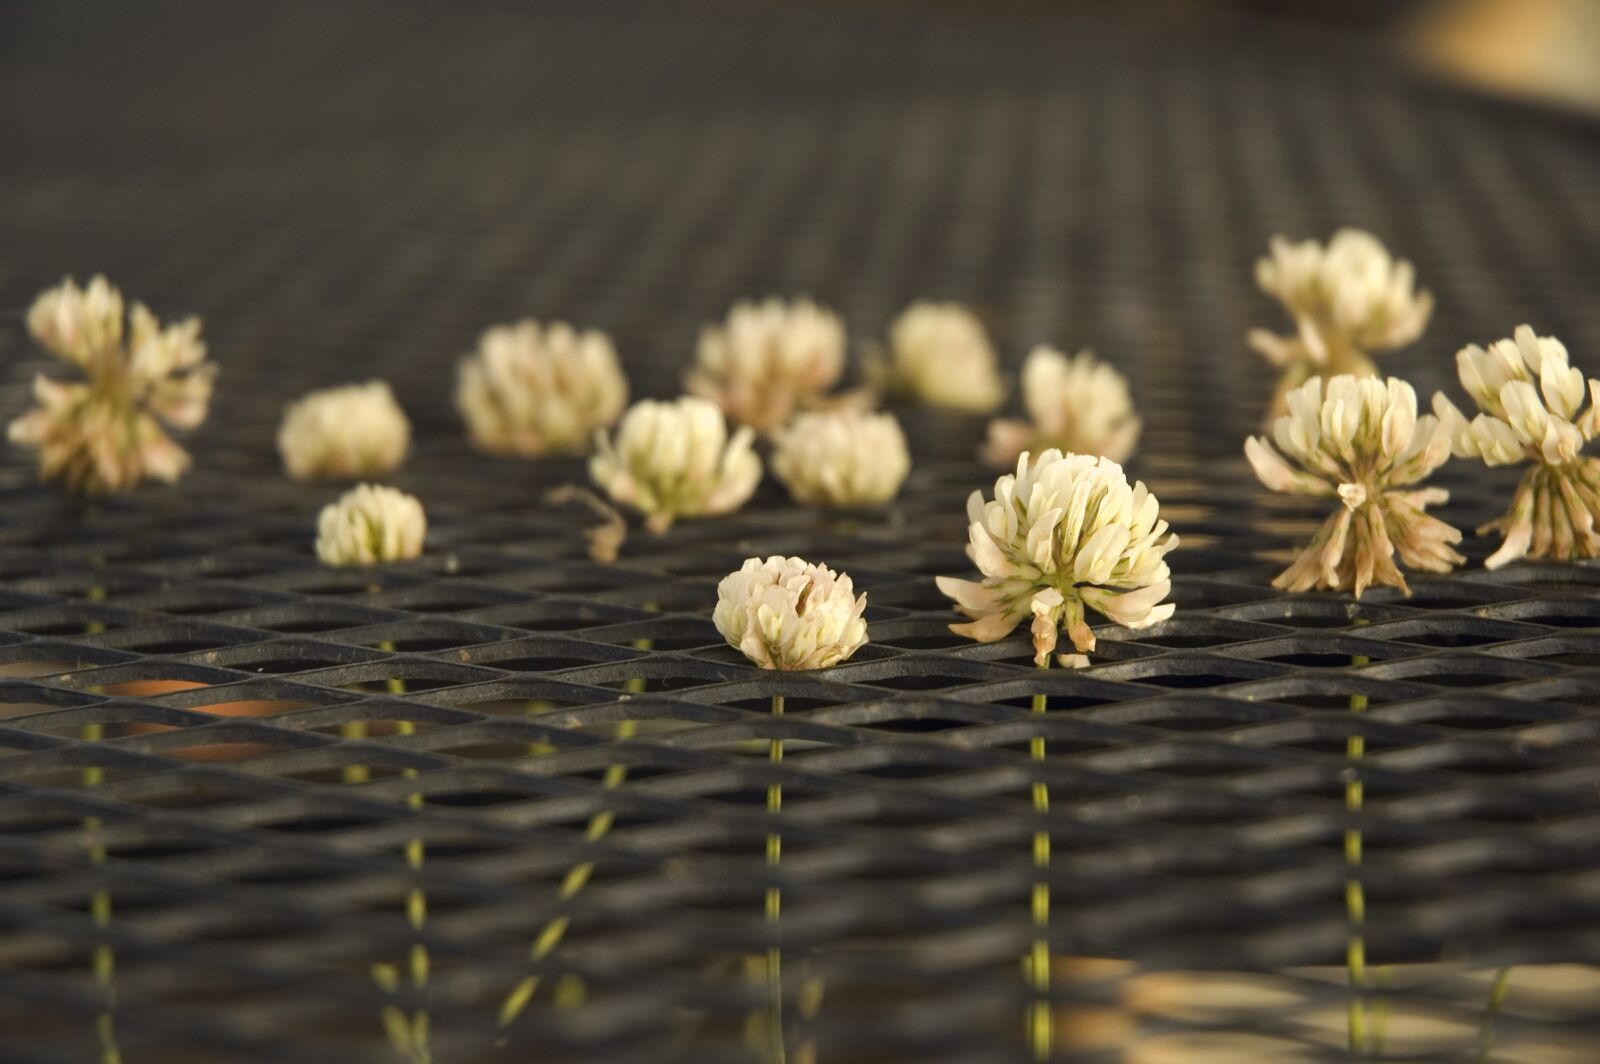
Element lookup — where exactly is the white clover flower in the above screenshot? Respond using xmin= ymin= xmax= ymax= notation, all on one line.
xmin=1432 ymin=325 xmax=1600 ymax=569
xmin=8 ymin=276 xmax=216 ymax=493
xmin=456 ymin=319 xmax=627 ymax=457
xmin=589 ymin=396 xmax=762 ymax=533
xmin=871 ymin=301 xmax=1004 ymax=412
xmin=982 ymin=346 xmax=1141 ymax=468
xmin=687 ymin=297 xmax=847 ymax=432
xmin=277 ymin=381 xmax=410 ymax=480
xmin=714 ymin=555 xmax=868 ymax=670
xmin=937 ymin=450 xmax=1178 ymax=667
xmin=315 ymin=483 xmax=427 ymax=566
xmin=770 ymin=410 xmax=910 ymax=507
xmin=1246 ymin=374 xmax=1463 ymax=596
xmin=1250 ymin=229 xmax=1433 ymax=417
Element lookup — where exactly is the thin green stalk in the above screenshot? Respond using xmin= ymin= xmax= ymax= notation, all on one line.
xmin=1347 ymin=647 xmax=1371 ymax=1057
xmin=84 ymin=553 xmax=120 ymax=1064
xmin=1475 ymin=966 xmax=1513 ymax=1063
xmin=767 ymin=693 xmax=787 ymax=1064
xmin=1028 ymin=672 xmax=1052 ymax=1061
xmin=498 ymin=653 xmax=646 ymax=1032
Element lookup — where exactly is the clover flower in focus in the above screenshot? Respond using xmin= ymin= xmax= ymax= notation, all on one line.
xmin=1246 ymin=374 xmax=1463 ymax=596
xmin=277 ymin=381 xmax=410 ymax=480
xmin=687 ymin=296 xmax=847 ymax=432
xmin=937 ymin=450 xmax=1178 ymax=668
xmin=714 ymin=555 xmax=868 ymax=670
xmin=589 ymin=396 xmax=762 ymax=533
xmin=8 ymin=276 xmax=216 ymax=493
xmin=771 ymin=410 xmax=910 ymax=507
xmin=456 ymin=319 xmax=627 ymax=456
xmin=982 ymin=346 xmax=1141 ymax=468
xmin=868 ymin=301 xmax=1004 ymax=413
xmin=1431 ymin=325 xmax=1600 ymax=569
xmin=315 ymin=483 xmax=427 ymax=566
xmin=1250 ymin=229 xmax=1433 ymax=416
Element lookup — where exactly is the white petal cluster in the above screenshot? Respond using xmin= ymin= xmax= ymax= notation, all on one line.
xmin=1246 ymin=375 xmax=1462 ymax=596
xmin=1432 ymin=325 xmax=1600 ymax=568
xmin=1249 ymin=230 xmax=1433 ymax=417
xmin=589 ymin=396 xmax=762 ymax=532
xmin=983 ymin=346 xmax=1141 ymax=468
xmin=687 ymin=297 xmax=846 ymax=432
xmin=9 ymin=276 xmax=216 ymax=493
xmin=937 ymin=450 xmax=1178 ymax=667
xmin=315 ymin=483 xmax=427 ymax=566
xmin=277 ymin=381 xmax=410 ymax=480
xmin=456 ymin=319 xmax=627 ymax=456
xmin=714 ymin=555 xmax=868 ymax=670
xmin=770 ymin=410 xmax=910 ymax=507
xmin=875 ymin=302 xmax=1004 ymax=412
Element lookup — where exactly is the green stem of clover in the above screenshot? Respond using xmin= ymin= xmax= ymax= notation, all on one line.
xmin=1476 ymin=966 xmax=1513 ymax=1062
xmin=1347 ymin=638 xmax=1373 ymax=1057
xmin=766 ymin=693 xmax=787 ymax=1064
xmin=1028 ymin=666 xmax=1052 ymax=1062
xmin=84 ymin=544 xmax=122 ymax=1064
xmin=367 ymin=649 xmax=430 ymax=1064
xmin=498 ymin=645 xmax=646 ymax=1034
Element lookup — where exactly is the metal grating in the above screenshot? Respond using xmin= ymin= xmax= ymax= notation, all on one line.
xmin=3 ymin=2 xmax=1600 ymax=1060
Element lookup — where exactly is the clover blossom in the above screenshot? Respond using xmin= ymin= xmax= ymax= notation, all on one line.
xmin=937 ymin=450 xmax=1177 ymax=667
xmin=1432 ymin=325 xmax=1600 ymax=568
xmin=278 ymin=381 xmax=410 ymax=480
xmin=983 ymin=346 xmax=1141 ymax=468
xmin=714 ymin=555 xmax=868 ymax=670
xmin=687 ymin=297 xmax=847 ymax=432
xmin=1246 ymin=374 xmax=1463 ymax=596
xmin=771 ymin=410 xmax=910 ymax=507
xmin=589 ymin=396 xmax=761 ymax=532
xmin=9 ymin=276 xmax=216 ymax=492
xmin=456 ymin=319 xmax=627 ymax=456
xmin=315 ymin=484 xmax=427 ymax=566
xmin=871 ymin=301 xmax=1004 ymax=412
xmin=1250 ymin=229 xmax=1433 ymax=415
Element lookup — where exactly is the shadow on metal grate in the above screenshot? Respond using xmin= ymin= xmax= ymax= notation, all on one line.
xmin=3 ymin=1 xmax=1600 ymax=1060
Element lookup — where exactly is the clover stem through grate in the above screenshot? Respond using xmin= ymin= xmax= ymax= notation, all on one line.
xmin=1346 ymin=635 xmax=1372 ymax=1056
xmin=1028 ymin=665 xmax=1053 ymax=1061
xmin=767 ymin=693 xmax=787 ymax=1064
xmin=83 ymin=544 xmax=122 ymax=1064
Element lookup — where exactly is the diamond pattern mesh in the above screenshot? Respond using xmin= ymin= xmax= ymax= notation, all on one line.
xmin=2 ymin=2 xmax=1600 ymax=1061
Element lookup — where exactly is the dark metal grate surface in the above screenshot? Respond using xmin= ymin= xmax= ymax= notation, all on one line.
xmin=3 ymin=2 xmax=1600 ymax=1060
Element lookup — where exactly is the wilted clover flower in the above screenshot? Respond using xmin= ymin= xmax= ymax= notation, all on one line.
xmin=590 ymin=396 xmax=762 ymax=533
xmin=1432 ymin=326 xmax=1600 ymax=569
xmin=9 ymin=276 xmax=216 ymax=493
xmin=771 ymin=410 xmax=910 ymax=507
xmin=277 ymin=381 xmax=410 ymax=480
xmin=1246 ymin=374 xmax=1463 ymax=596
xmin=315 ymin=483 xmax=427 ymax=567
xmin=870 ymin=301 xmax=1004 ymax=413
xmin=456 ymin=319 xmax=627 ymax=457
xmin=937 ymin=450 xmax=1178 ymax=668
xmin=982 ymin=346 xmax=1141 ymax=468
xmin=714 ymin=556 xmax=868 ymax=670
xmin=1250 ymin=229 xmax=1433 ymax=416
xmin=687 ymin=297 xmax=847 ymax=432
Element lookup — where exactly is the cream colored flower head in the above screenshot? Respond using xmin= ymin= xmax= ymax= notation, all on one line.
xmin=937 ymin=450 xmax=1177 ymax=668
xmin=687 ymin=296 xmax=846 ymax=432
xmin=315 ymin=483 xmax=427 ymax=566
xmin=1246 ymin=374 xmax=1462 ymax=596
xmin=714 ymin=555 xmax=868 ymax=670
xmin=456 ymin=319 xmax=627 ymax=456
xmin=1250 ymin=228 xmax=1433 ymax=373
xmin=589 ymin=396 xmax=762 ymax=533
xmin=277 ymin=381 xmax=410 ymax=480
xmin=875 ymin=301 xmax=1004 ymax=412
xmin=982 ymin=346 xmax=1141 ymax=468
xmin=9 ymin=276 xmax=216 ymax=493
xmin=771 ymin=410 xmax=910 ymax=507
xmin=1432 ymin=325 xmax=1600 ymax=568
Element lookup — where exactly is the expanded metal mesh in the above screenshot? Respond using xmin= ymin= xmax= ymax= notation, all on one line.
xmin=3 ymin=2 xmax=1600 ymax=1060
